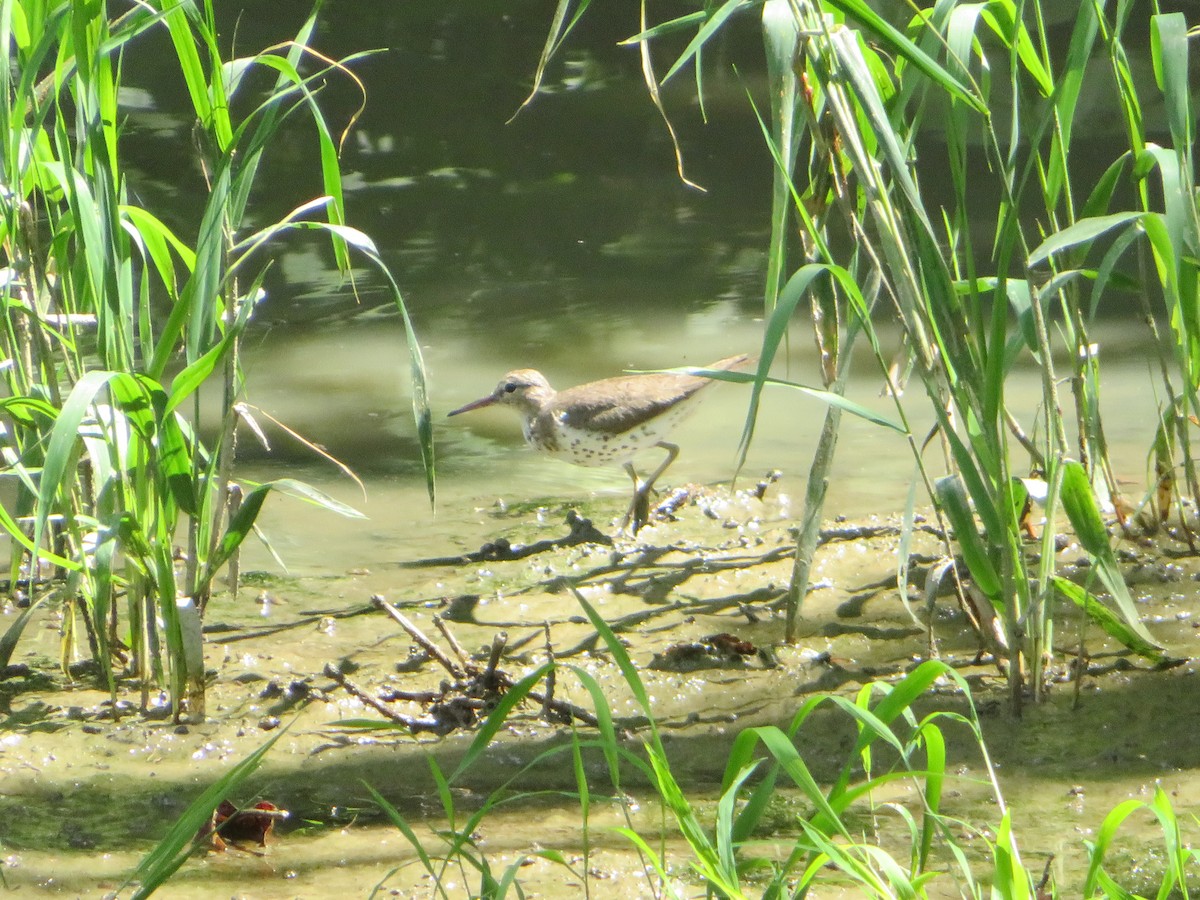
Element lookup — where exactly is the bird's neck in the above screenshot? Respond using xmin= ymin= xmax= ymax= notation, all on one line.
xmin=512 ymin=387 xmax=555 ymax=419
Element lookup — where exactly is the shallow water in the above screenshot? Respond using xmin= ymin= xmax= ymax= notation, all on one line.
xmin=223 ymin=305 xmax=1172 ymax=574
xmin=4 ymin=494 xmax=1200 ymax=896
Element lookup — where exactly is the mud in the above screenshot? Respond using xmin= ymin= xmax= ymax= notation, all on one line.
xmin=2 ymin=488 xmax=1198 ymax=897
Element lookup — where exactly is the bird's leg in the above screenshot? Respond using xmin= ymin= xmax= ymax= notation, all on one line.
xmin=620 ymin=442 xmax=679 ymax=534
xmin=642 ymin=441 xmax=680 ymax=494
xmin=620 ymin=462 xmax=648 ymax=534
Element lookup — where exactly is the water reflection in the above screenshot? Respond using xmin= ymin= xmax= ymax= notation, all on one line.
xmin=121 ymin=3 xmax=774 ymax=323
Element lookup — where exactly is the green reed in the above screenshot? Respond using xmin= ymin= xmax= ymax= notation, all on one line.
xmin=0 ymin=1 xmax=431 ymax=718
xmin=528 ymin=0 xmax=1188 ymax=705
xmin=365 ymin=593 xmax=1200 ymax=897
xmin=745 ymin=0 xmax=1173 ymax=706
xmin=332 ymin=594 xmax=1028 ymax=898
xmin=1083 ymin=785 xmax=1199 ymax=899
xmin=127 ymin=591 xmax=1199 ymax=896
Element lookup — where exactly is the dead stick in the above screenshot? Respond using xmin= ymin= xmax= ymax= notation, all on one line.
xmin=541 ymin=621 xmax=555 ymax=721
xmin=526 ymin=687 xmax=599 ymax=727
xmin=323 ymin=663 xmax=408 ymax=724
xmin=433 ymin=615 xmax=474 ymax=672
xmin=373 ymin=596 xmax=464 ymax=678
xmin=379 ymin=688 xmax=441 ymax=703
xmin=483 ymin=631 xmax=507 ymax=683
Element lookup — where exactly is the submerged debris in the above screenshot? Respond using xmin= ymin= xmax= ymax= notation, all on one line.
xmin=650 ymin=632 xmax=760 ymax=672
xmin=198 ymin=800 xmax=288 ymax=854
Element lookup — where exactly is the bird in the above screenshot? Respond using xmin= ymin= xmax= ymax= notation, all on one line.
xmin=448 ymin=354 xmax=751 ymax=533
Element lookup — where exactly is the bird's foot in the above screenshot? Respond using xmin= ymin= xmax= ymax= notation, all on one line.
xmin=620 ymin=486 xmax=654 ymax=536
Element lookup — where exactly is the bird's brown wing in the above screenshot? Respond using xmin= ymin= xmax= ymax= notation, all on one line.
xmin=552 ymin=373 xmax=712 ymax=434
xmin=549 ymin=356 xmax=752 ymax=434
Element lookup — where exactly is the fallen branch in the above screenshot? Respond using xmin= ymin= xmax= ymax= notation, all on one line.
xmin=400 ymin=510 xmax=612 ymax=567
xmin=324 ymin=603 xmax=601 ymax=735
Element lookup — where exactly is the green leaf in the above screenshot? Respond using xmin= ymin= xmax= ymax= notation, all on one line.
xmin=1052 ymin=576 xmax=1164 ymax=663
xmin=165 ymin=278 xmax=261 ymax=415
xmin=933 ymin=475 xmax=1002 ymax=603
xmin=363 ymin=782 xmax=439 ymax=880
xmin=1083 ymin=797 xmax=1151 ymax=895
xmin=266 ymin=478 xmax=366 ymax=519
xmin=620 ymin=11 xmax=707 ymax=44
xmin=282 ymin=223 xmax=434 ymax=509
xmin=122 ymin=204 xmax=196 ymax=271
xmin=1059 ymin=461 xmax=1110 ymax=553
xmin=204 ymin=483 xmax=271 ymax=581
xmin=1027 ymin=212 xmax=1144 ymax=268
xmin=824 ymin=0 xmax=984 ymax=112
xmin=510 ymin=0 xmax=592 ymax=121
xmin=1081 ymin=154 xmax=1133 ymax=221
xmin=752 ymin=725 xmax=846 ymax=837
xmin=661 ymin=0 xmax=750 ymax=85
xmin=158 ymin=412 xmax=197 ymax=517
xmin=1151 ymin=14 xmax=1193 ymax=159
xmin=735 ymin=263 xmax=881 ymax=470
xmin=153 ymin=0 xmax=230 ymax=147
xmin=448 ymin=663 xmax=553 ymax=784
xmin=563 ymin=665 xmax=622 ymax=791
xmin=980 ymin=2 xmax=1052 ymax=96
xmin=34 ymin=371 xmax=122 ymax=561
xmin=149 ymin=164 xmax=231 ymax=379
xmin=701 ymin=367 xmax=903 ymax=433
xmin=1060 ymin=460 xmax=1162 ymax=651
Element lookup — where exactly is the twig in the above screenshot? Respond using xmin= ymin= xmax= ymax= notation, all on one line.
xmin=378 ymin=688 xmax=441 ymax=703
xmin=541 ymin=622 xmax=555 ymax=721
xmin=400 ymin=511 xmax=612 ymax=567
xmin=322 ymin=663 xmax=407 ymax=724
xmin=324 ymin=662 xmax=490 ymax=734
xmin=526 ymin=686 xmax=599 ymax=727
xmin=373 ymin=596 xmax=464 ymax=678
xmin=483 ymin=631 xmax=507 ymax=684
xmin=324 ymin=608 xmax=603 ymax=734
xmin=434 ymin=615 xmax=474 ymax=672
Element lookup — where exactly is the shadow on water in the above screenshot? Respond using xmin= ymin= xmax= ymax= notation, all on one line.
xmin=3 ymin=654 xmax=1198 ymax=845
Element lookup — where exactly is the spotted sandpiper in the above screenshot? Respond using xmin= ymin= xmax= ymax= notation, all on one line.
xmin=449 ymin=354 xmax=751 ymax=533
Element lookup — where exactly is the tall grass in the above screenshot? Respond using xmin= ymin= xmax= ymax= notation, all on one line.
xmin=525 ymin=0 xmax=1188 ymax=705
xmin=340 ymin=594 xmax=1029 ymax=898
xmin=0 ymin=0 xmax=431 ymax=718
xmin=294 ymin=592 xmax=1195 ymax=898
xmin=120 ymin=591 xmax=1196 ymax=896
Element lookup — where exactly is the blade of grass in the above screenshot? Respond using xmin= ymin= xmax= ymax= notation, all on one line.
xmin=123 ymin=729 xmax=285 ymax=898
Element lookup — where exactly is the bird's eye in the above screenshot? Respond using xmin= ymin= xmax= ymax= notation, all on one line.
xmin=503 ymin=382 xmax=518 ymax=394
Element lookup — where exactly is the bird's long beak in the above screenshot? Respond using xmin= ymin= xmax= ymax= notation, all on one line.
xmin=447 ymin=394 xmax=497 ymax=417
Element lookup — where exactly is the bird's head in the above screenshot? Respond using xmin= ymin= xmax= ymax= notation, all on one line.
xmin=448 ymin=369 xmax=554 ymax=418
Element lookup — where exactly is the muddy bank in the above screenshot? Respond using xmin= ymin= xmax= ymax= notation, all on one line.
xmin=2 ymin=490 xmax=1198 ymax=896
